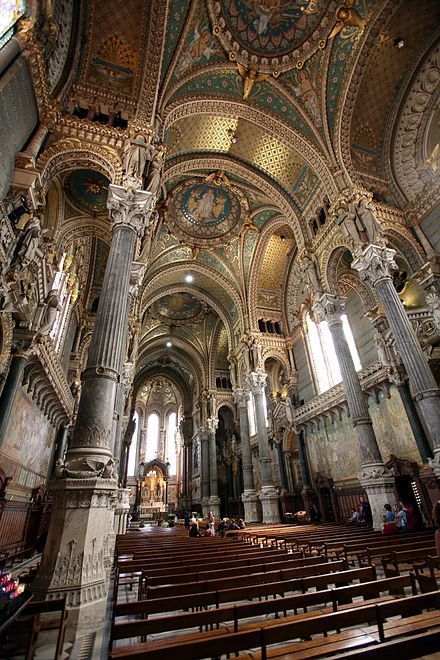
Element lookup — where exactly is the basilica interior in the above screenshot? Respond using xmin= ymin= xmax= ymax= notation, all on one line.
xmin=0 ymin=0 xmax=439 ymax=655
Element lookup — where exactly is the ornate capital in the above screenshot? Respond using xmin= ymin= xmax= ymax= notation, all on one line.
xmin=312 ymin=293 xmax=345 ymax=325
xmin=351 ymin=244 xmax=398 ymax=286
xmin=358 ymin=462 xmax=394 ymax=488
xmin=198 ymin=425 xmax=208 ymax=441
xmin=234 ymin=387 xmax=250 ymax=409
xmin=107 ymin=184 xmax=154 ymax=237
xmin=246 ymin=371 xmax=267 ymax=396
xmin=206 ymin=417 xmax=218 ymax=434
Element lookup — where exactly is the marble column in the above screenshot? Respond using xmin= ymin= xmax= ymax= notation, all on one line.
xmin=199 ymin=425 xmax=210 ymax=517
xmin=246 ymin=372 xmax=280 ymax=523
xmin=313 ymin=293 xmax=395 ymax=529
xmin=206 ymin=417 xmax=220 ymax=518
xmin=234 ymin=388 xmax=259 ymax=522
xmin=283 ymin=451 xmax=294 ymax=492
xmin=50 ymin=425 xmax=70 ymax=476
xmin=352 ymin=244 xmax=440 ymax=475
xmin=32 ymin=185 xmax=154 ymax=639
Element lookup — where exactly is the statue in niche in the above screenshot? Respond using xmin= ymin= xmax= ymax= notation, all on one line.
xmin=146 ymin=144 xmax=166 ymax=196
xmin=337 ymin=198 xmax=380 ymax=245
xmin=228 ymin=355 xmax=238 ymax=389
xmin=285 ymin=395 xmax=295 ymax=425
xmin=243 ymin=334 xmax=263 ymax=372
xmin=426 ymin=292 xmax=440 ymax=330
xmin=122 ymin=134 xmax=156 ymax=189
xmin=11 ymin=215 xmax=45 ymax=270
xmin=155 ymin=482 xmax=162 ymax=500
xmin=301 ymin=251 xmax=322 ymax=295
xmin=138 ymin=209 xmax=159 ymax=263
xmin=37 ymin=289 xmax=61 ymax=336
xmin=374 ymin=331 xmax=393 ymax=368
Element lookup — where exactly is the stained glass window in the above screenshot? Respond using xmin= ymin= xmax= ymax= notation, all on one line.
xmin=145 ymin=413 xmax=159 ymax=461
xmin=0 ymin=1 xmax=26 ymax=49
xmin=166 ymin=412 xmax=177 ymax=475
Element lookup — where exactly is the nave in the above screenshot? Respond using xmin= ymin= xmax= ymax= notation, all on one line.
xmin=109 ymin=523 xmax=440 ymax=659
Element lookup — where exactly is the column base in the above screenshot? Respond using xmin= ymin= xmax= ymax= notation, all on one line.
xmin=114 ymin=487 xmax=131 ymax=535
xmin=241 ymin=490 xmax=260 ymax=523
xmin=31 ymin=477 xmax=117 ymax=642
xmin=208 ymin=495 xmax=221 ymax=519
xmin=428 ymin=448 xmax=440 ymax=480
xmin=259 ymin=486 xmax=281 ymax=523
xmin=201 ymin=498 xmax=211 ymax=518
xmin=358 ymin=463 xmax=395 ymax=531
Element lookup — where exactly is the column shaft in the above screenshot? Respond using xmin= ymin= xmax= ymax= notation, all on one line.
xmin=234 ymin=388 xmax=259 ymax=522
xmin=352 ymin=245 xmax=440 ymax=458
xmin=397 ymin=381 xmax=433 ymax=463
xmin=200 ymin=429 xmax=210 ymax=503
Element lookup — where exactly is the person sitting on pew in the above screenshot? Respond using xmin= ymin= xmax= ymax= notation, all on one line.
xmin=189 ymin=522 xmax=201 ymax=537
xmin=238 ymin=518 xmax=246 ymax=529
xmin=433 ymin=500 xmax=440 ymax=556
xmin=382 ymin=504 xmax=396 ymax=534
xmin=218 ymin=518 xmax=228 ymax=537
xmin=227 ymin=519 xmax=240 ymax=531
xmin=395 ymin=502 xmax=408 ymax=532
xmin=203 ymin=522 xmax=216 ymax=537
xmin=347 ymin=508 xmax=362 ymax=523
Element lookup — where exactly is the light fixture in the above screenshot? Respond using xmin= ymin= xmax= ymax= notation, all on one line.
xmin=280 ymin=234 xmax=286 ymax=242
xmin=185 ymin=274 xmax=193 ymax=283
xmin=394 ymin=38 xmax=404 ymax=48
xmin=166 ymin=341 xmax=172 ymax=347
xmin=227 ymin=128 xmax=238 ymax=144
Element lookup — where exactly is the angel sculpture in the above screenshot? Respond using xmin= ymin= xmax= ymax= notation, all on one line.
xmin=237 ymin=64 xmax=269 ymax=101
xmin=329 ymin=1 xmax=366 ymax=39
xmin=204 ymin=170 xmax=230 ymax=187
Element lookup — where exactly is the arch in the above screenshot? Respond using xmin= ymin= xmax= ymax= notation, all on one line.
xmin=163 ymin=98 xmax=338 ymax=208
xmin=384 ymin=228 xmax=426 ymax=274
xmin=164 ymin=154 xmax=302 ymax=243
xmin=141 ymin=268 xmax=243 ymax=347
xmin=37 ymin=141 xmax=123 ymax=194
xmin=0 ymin=313 xmax=13 ymax=377
xmin=54 ymin=216 xmax=112 ymax=255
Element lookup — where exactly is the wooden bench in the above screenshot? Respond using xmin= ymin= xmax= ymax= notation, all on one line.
xmin=382 ymin=545 xmax=437 ymax=577
xmin=108 ymin=591 xmax=440 ymax=659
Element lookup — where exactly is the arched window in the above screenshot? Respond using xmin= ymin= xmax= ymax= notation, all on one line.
xmin=145 ymin=412 xmax=159 ymax=461
xmin=306 ymin=311 xmax=361 ymax=394
xmin=127 ymin=411 xmax=139 ymax=477
xmin=166 ymin=412 xmax=177 ymax=475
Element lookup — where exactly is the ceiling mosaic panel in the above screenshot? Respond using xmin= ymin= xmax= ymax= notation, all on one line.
xmin=166 ymin=115 xmax=312 ymax=200
xmin=350 ymin=0 xmax=440 ymax=176
xmin=151 ymin=292 xmax=207 ymax=325
xmin=160 ymin=0 xmax=191 ymax=84
xmin=64 ymin=170 xmax=110 ymax=215
xmin=170 ymin=0 xmax=225 ymax=83
xmin=259 ymin=233 xmax=294 ymax=292
xmin=78 ymin=0 xmax=146 ymax=98
xmin=167 ymin=180 xmax=245 ymax=246
xmin=208 ymin=0 xmax=335 ymax=74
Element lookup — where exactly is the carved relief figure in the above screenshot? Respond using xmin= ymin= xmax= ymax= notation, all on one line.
xmin=37 ymin=289 xmax=61 ymax=336
xmin=11 ymin=216 xmax=44 ymax=270
xmin=146 ymin=145 xmax=166 ymax=196
xmin=122 ymin=134 xmax=156 ymax=189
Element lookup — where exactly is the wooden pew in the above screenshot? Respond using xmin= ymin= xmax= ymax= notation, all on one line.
xmin=382 ymin=545 xmax=437 ymax=577
xmin=108 ymin=591 xmax=440 ymax=659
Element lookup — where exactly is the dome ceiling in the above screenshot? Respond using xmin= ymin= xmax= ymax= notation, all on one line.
xmin=64 ymin=170 xmax=110 ymax=215
xmin=167 ymin=180 xmax=246 ymax=246
xmin=151 ymin=292 xmax=208 ymax=325
xmin=208 ymin=0 xmax=334 ymax=72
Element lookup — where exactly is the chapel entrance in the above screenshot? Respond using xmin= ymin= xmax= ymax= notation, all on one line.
xmin=138 ymin=459 xmax=169 ymax=517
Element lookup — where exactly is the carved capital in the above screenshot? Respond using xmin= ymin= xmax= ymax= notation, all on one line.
xmin=312 ymin=293 xmax=345 ymax=325
xmin=351 ymin=244 xmax=398 ymax=286
xmin=107 ymin=184 xmax=154 ymax=237
xmin=198 ymin=425 xmax=208 ymax=441
xmin=246 ymin=371 xmax=267 ymax=396
xmin=234 ymin=387 xmax=250 ymax=409
xmin=358 ymin=462 xmax=394 ymax=488
xmin=206 ymin=417 xmax=218 ymax=434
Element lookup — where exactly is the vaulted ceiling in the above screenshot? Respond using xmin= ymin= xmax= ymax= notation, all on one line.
xmin=49 ymin=0 xmax=439 ymax=395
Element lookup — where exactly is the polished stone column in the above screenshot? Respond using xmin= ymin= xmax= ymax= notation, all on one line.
xmin=246 ymin=372 xmax=280 ymax=523
xmin=206 ymin=417 xmax=221 ymax=517
xmin=313 ymin=293 xmax=395 ymax=529
xmin=234 ymin=388 xmax=259 ymax=522
xmin=352 ymin=245 xmax=440 ymax=475
xmin=50 ymin=425 xmax=70 ymax=476
xmin=199 ymin=425 xmax=210 ymax=517
xmin=32 ymin=185 xmax=154 ymax=639
xmin=298 ymin=428 xmax=314 ymax=515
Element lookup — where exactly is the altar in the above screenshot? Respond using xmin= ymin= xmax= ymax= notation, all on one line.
xmin=138 ymin=463 xmax=168 ymax=516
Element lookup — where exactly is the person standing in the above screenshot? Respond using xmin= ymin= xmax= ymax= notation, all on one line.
xmin=359 ymin=497 xmax=372 ymax=524
xmin=433 ymin=500 xmax=440 ymax=556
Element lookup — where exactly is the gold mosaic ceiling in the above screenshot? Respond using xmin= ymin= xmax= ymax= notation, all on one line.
xmin=167 ymin=115 xmax=306 ymax=190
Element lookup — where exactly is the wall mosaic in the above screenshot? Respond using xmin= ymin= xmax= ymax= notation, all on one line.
xmin=160 ymin=0 xmax=191 ymax=84
xmin=1 ymin=388 xmax=55 ymax=488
